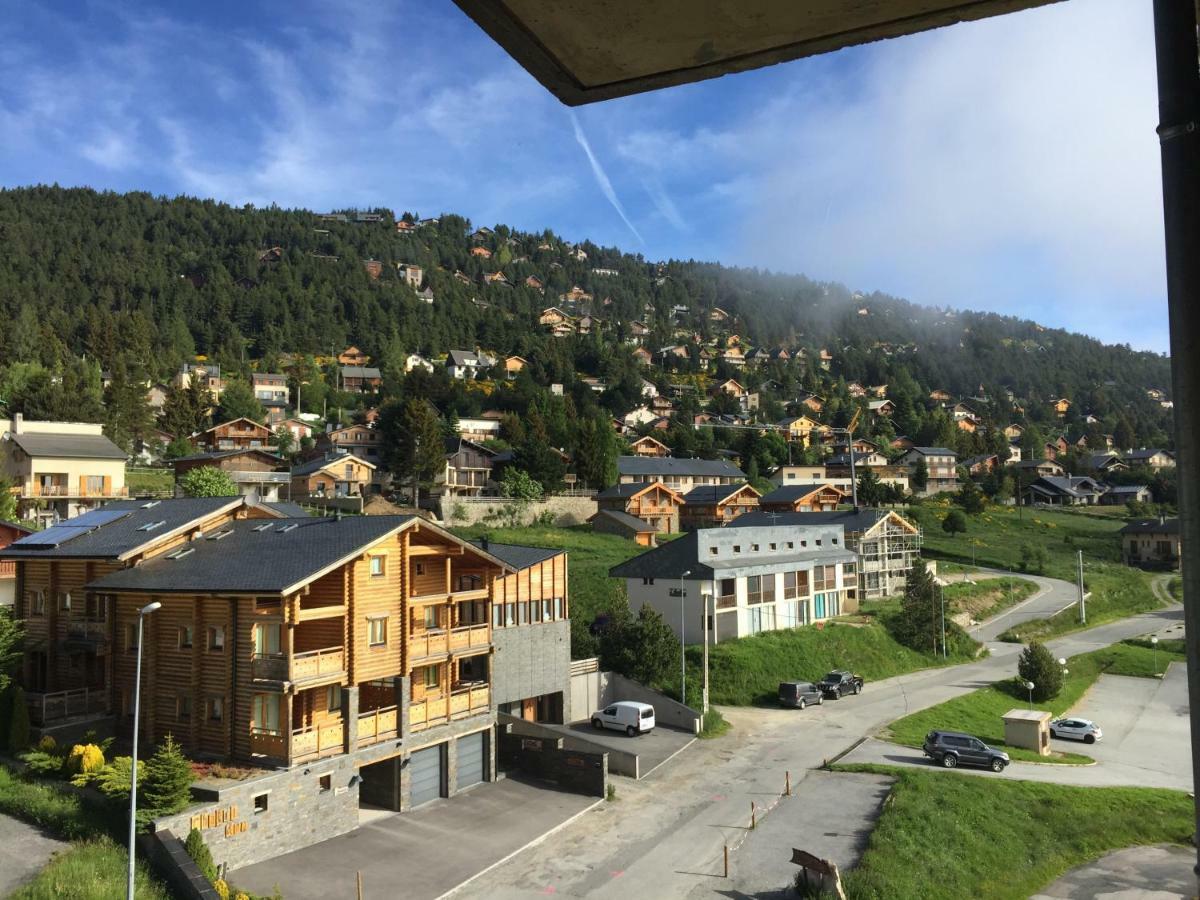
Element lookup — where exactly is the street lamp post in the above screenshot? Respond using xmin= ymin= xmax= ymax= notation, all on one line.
xmin=128 ymin=600 xmax=161 ymax=900
xmin=1025 ymin=680 xmax=1035 ymax=711
xmin=702 ymin=592 xmax=712 ymax=714
xmin=1151 ymin=636 xmax=1160 ymax=676
xmin=680 ymin=570 xmax=691 ymax=706
xmin=939 ymin=584 xmax=946 ymax=660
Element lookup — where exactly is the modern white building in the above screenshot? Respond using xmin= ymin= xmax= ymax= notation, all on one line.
xmin=609 ymin=524 xmax=858 ymax=643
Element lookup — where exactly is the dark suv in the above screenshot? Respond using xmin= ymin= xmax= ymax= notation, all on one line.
xmin=778 ymin=681 xmax=824 ymax=709
xmin=922 ymin=731 xmax=1010 ymax=772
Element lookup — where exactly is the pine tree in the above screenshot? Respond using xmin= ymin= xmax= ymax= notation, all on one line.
xmin=1017 ymin=642 xmax=1063 ymax=702
xmin=381 ymin=399 xmax=446 ymax=502
xmin=215 ymin=378 xmax=265 ymax=424
xmin=140 ymin=733 xmax=194 ymax=824
xmin=891 ymin=561 xmax=941 ymax=655
xmin=912 ymin=458 xmax=928 ymax=492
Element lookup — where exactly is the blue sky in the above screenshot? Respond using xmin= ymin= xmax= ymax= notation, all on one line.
xmin=0 ymin=0 xmax=1169 ymax=352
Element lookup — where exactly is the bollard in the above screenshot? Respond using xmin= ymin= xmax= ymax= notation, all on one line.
xmin=785 ymin=770 xmax=791 ymax=796
xmin=724 ymin=844 xmax=729 ymax=877
xmin=357 ymin=871 xmax=363 ymax=900
xmin=751 ymin=800 xmax=757 ymax=829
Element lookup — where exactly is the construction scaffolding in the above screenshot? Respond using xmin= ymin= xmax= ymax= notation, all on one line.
xmin=851 ymin=511 xmax=923 ymax=600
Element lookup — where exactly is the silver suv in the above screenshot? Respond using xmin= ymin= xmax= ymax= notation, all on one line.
xmin=922 ymin=730 xmax=1010 ymax=772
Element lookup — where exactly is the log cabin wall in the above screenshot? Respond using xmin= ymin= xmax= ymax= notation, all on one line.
xmin=348 ymin=535 xmax=402 ymax=684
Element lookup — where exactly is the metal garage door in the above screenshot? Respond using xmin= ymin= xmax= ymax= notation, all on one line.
xmin=456 ymin=732 xmax=486 ymax=790
xmin=409 ymin=745 xmax=443 ymax=807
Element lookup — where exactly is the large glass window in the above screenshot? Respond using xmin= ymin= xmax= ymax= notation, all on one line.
xmin=252 ymin=694 xmax=280 ymax=733
xmin=254 ymin=623 xmax=281 ymax=657
xmin=747 ymin=575 xmax=763 ymax=604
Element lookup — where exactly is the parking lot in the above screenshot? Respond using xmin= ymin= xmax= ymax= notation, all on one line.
xmin=560 ymin=721 xmax=697 ymax=778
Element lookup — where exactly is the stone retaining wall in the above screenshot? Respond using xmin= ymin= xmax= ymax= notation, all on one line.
xmin=439 ymin=495 xmax=597 ymax=528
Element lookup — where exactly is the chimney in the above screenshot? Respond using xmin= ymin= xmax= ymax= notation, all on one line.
xmin=481 ymin=536 xmax=489 ymax=552
xmin=12 ymin=413 xmax=22 ymax=434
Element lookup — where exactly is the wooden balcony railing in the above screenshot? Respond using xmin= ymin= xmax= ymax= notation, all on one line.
xmin=716 ymin=595 xmax=737 ymax=609
xmin=0 ymin=560 xmax=15 ymax=578
xmin=357 ymin=706 xmax=399 ymax=745
xmin=409 ymin=695 xmax=449 ymax=731
xmin=27 ymin=688 xmax=107 ymax=725
xmin=449 ymin=624 xmax=489 ymax=653
xmin=66 ymin=617 xmax=108 ymax=643
xmin=250 ymin=727 xmax=287 ymax=759
xmin=291 ymin=720 xmax=345 ymax=762
xmin=408 ymin=630 xmax=449 ymax=661
xmin=292 ymin=646 xmax=345 ymax=681
xmin=449 ymin=684 xmax=490 ymax=720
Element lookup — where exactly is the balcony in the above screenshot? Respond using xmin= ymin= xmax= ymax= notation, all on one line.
xmin=449 ymin=624 xmax=489 ymax=653
xmin=64 ymin=616 xmax=108 ymax=649
xmin=409 ymin=630 xmax=448 ymax=661
xmin=228 ymin=470 xmax=290 ymax=485
xmin=19 ymin=483 xmax=129 ymax=499
xmin=0 ymin=560 xmax=15 ymax=579
xmin=410 ymin=685 xmax=490 ymax=731
xmin=251 ymin=646 xmax=345 ymax=684
xmin=250 ymin=727 xmax=287 ymax=759
xmin=27 ymin=688 xmax=107 ymax=725
xmin=356 ymin=706 xmax=399 ymax=745
xmin=716 ymin=594 xmax=737 ymax=609
xmin=291 ymin=719 xmax=345 ymax=763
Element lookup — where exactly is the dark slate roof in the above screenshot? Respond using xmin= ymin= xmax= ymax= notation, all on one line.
xmin=1125 ymin=449 xmax=1174 ymax=461
xmin=447 ymin=350 xmax=480 ymax=367
xmin=908 ymin=447 xmax=956 ymax=456
xmin=1028 ymin=476 xmax=1101 ymax=498
xmin=87 ymin=516 xmax=420 ymax=594
xmin=616 ymin=456 xmax=744 ymax=478
xmin=6 ymin=432 xmax=127 ymax=460
xmin=340 ymin=366 xmax=382 ymax=378
xmin=591 ymin=509 xmax=655 ymax=532
xmin=759 ymin=484 xmax=841 ymax=504
xmin=963 ymin=454 xmax=998 ymax=468
xmin=683 ymin=484 xmax=750 ymax=505
xmin=1104 ymin=484 xmax=1150 ymax=494
xmin=596 ymin=482 xmax=659 ymax=499
xmin=1014 ymin=459 xmax=1059 ymax=469
xmin=0 ymin=498 xmax=244 ymax=560
xmin=610 ymin=532 xmax=711 ymax=579
xmin=730 ymin=508 xmax=895 ymax=533
xmin=468 ymin=540 xmax=563 ymax=569
xmin=1120 ymin=518 xmax=1180 ymax=535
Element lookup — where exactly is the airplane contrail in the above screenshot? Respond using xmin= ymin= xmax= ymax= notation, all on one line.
xmin=570 ymin=110 xmax=643 ymax=244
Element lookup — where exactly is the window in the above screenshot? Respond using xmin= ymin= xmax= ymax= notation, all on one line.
xmin=843 ymin=563 xmax=857 ymax=587
xmin=642 ymin=577 xmax=655 ymax=585
xmin=326 ymin=684 xmax=342 ymax=712
xmin=422 ymin=606 xmax=440 ymax=630
xmin=208 ymin=625 xmax=225 ymax=652
xmin=505 ymin=602 xmax=515 ymax=626
xmin=762 ymin=574 xmax=776 ymax=604
xmin=254 ymin=623 xmax=281 ymax=657
xmin=177 ymin=695 xmax=193 ymax=721
xmin=59 ymin=592 xmax=71 ymax=612
xmin=368 ymin=616 xmax=387 ymax=646
xmin=319 ymin=774 xmax=332 ymax=793
xmin=709 ymin=547 xmax=718 ymax=556
xmin=456 ymin=574 xmax=482 ymax=591
xmin=252 ymin=694 xmax=280 ymax=732
xmin=769 ymin=543 xmax=777 ymax=551
xmin=369 ymin=555 xmax=385 ymax=577
xmin=423 ymin=665 xmax=440 ymax=689
xmin=253 ymin=793 xmax=269 ymax=814
xmin=751 ymin=544 xmax=759 ymax=552
xmin=814 ymin=566 xmax=835 ymax=593
xmin=206 ymin=696 xmax=224 ymax=722
xmin=178 ymin=626 xmax=194 ymax=650
xmin=125 ymin=623 xmax=139 ymax=653
xmin=554 ymin=597 xmax=564 ymax=619
xmin=832 ymin=537 xmax=839 ymax=545
xmin=30 ymin=591 xmax=45 ymax=616
xmin=747 ymin=575 xmax=763 ymax=605
xmin=543 ymin=598 xmax=553 ymax=621
xmin=732 ymin=545 xmax=741 ymax=553
xmin=492 ymin=604 xmax=504 ymax=627
xmin=415 ymin=562 xmax=426 ymax=577
xmin=786 ymin=542 xmax=794 ymax=550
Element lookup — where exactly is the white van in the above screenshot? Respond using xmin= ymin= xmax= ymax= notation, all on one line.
xmin=591 ymin=701 xmax=655 ymax=736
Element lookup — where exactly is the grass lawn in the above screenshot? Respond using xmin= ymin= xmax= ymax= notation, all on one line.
xmin=450 ymin=524 xmax=647 ymax=657
xmin=9 ymin=839 xmax=172 ymax=900
xmin=943 ymin=576 xmax=1038 ymax=623
xmin=124 ymin=467 xmax=174 ymax=496
xmin=908 ymin=503 xmax=1124 ymax=580
xmin=836 ymin=767 xmax=1193 ymax=900
xmin=0 ymin=766 xmax=168 ymax=899
xmin=883 ymin=640 xmax=1187 ymax=764
xmin=685 ymin=618 xmax=979 ymax=706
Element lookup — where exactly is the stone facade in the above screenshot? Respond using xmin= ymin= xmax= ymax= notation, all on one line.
xmin=492 ymin=619 xmax=573 ymax=720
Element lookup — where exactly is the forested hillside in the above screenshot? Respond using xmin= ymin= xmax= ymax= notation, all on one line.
xmin=0 ymin=185 xmax=1174 ymax=457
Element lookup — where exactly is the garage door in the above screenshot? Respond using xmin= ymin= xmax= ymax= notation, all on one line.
xmin=409 ymin=745 xmax=443 ymax=807
xmin=456 ymin=732 xmax=486 ymax=790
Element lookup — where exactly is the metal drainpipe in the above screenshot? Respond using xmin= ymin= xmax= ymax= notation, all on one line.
xmin=1151 ymin=0 xmax=1200 ymax=889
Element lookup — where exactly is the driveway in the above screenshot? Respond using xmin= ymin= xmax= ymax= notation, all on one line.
xmin=465 ymin=603 xmax=1184 ymax=900
xmin=1031 ymin=844 xmax=1194 ymax=899
xmin=965 ymin=569 xmax=1081 ymax=641
xmin=231 ymin=776 xmax=599 ymax=900
xmin=561 ymin=721 xmax=696 ymax=778
xmin=0 ymin=813 xmax=69 ymax=896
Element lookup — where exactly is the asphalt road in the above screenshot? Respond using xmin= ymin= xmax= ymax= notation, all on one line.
xmin=469 ymin=602 xmax=1184 ymax=900
xmin=963 ymin=568 xmax=1082 ymax=642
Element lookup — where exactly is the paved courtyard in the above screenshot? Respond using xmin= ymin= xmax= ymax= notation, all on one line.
xmin=560 ymin=721 xmax=696 ymax=778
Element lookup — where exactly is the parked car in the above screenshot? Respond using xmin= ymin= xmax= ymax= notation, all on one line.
xmin=591 ymin=701 xmax=656 ymax=736
xmin=922 ymin=730 xmax=1010 ymax=772
xmin=818 ymin=670 xmax=864 ymax=699
xmin=1050 ymin=718 xmax=1103 ymax=744
xmin=779 ymin=681 xmax=825 ymax=709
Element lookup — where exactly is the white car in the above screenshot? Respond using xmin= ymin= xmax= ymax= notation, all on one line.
xmin=591 ymin=701 xmax=655 ymax=736
xmin=1050 ymin=718 xmax=1103 ymax=744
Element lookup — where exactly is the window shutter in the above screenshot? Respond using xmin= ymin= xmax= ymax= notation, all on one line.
xmin=79 ymin=475 xmax=88 ymax=495
xmin=103 ymin=475 xmax=112 ymax=495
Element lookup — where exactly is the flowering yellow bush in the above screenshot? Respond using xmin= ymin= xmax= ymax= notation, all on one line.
xmin=234 ymin=893 xmax=250 ymax=900
xmin=67 ymin=743 xmax=106 ymax=774
xmin=214 ymin=879 xmax=230 ymax=900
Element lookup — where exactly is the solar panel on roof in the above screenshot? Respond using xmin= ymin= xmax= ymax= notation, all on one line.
xmin=10 ymin=525 xmax=96 ymax=548
xmin=63 ymin=508 xmax=131 ymax=528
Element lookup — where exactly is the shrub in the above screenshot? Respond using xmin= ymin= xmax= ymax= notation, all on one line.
xmin=185 ymin=828 xmax=219 ymax=883
xmin=7 ymin=685 xmax=30 ymax=752
xmin=90 ymin=756 xmax=143 ymax=800
xmin=214 ymin=878 xmax=231 ymax=900
xmin=66 ymin=743 xmax=106 ymax=776
xmin=1017 ymin=642 xmax=1064 ymax=702
xmin=942 ymin=509 xmax=968 ymax=535
xmin=0 ymin=687 xmax=11 ymax=748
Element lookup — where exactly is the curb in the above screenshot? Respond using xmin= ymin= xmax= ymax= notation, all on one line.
xmin=640 ymin=737 xmax=697 ymax=780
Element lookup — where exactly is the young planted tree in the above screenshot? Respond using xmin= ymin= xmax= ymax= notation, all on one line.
xmin=0 ymin=608 xmax=22 ymax=693
xmin=140 ymin=733 xmax=194 ymax=825
xmin=1017 ymin=642 xmax=1063 ymax=702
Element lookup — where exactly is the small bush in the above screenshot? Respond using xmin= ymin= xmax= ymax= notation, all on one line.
xmin=185 ymin=828 xmax=219 ymax=883
xmin=214 ymin=878 xmax=231 ymax=900
xmin=66 ymin=743 xmax=105 ymax=776
xmin=8 ymin=686 xmax=30 ymax=752
xmin=21 ymin=750 xmax=66 ymax=779
xmin=1017 ymin=641 xmax=1064 ymax=702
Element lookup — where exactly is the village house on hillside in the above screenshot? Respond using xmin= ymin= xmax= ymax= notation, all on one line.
xmin=1120 ymin=517 xmax=1181 ymax=568
xmin=197 ymin=418 xmax=274 ymax=453
xmin=171 ymin=448 xmax=290 ymax=502
xmin=616 ymin=456 xmax=745 ymax=492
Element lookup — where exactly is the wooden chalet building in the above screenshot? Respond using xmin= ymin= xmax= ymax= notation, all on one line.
xmin=0 ymin=498 xmax=574 ymax=862
xmin=440 ymin=437 xmax=496 ymax=498
xmin=759 ymin=483 xmax=846 ymax=513
xmin=338 ymin=346 xmax=371 ymax=367
xmin=630 ymin=435 xmax=671 ymax=458
xmin=0 ymin=518 xmax=32 ymax=608
xmin=680 ymin=482 xmax=761 ymax=529
xmin=171 ymin=449 xmax=290 ymax=502
xmin=616 ymin=456 xmax=745 ymax=492
xmin=589 ymin=510 xmax=658 ymax=545
xmin=340 ymin=366 xmax=383 ymax=393
xmin=290 ymin=454 xmax=375 ymax=500
xmin=197 ymin=418 xmax=274 ymax=453
xmin=595 ymin=481 xmax=683 ymax=533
